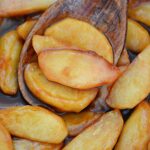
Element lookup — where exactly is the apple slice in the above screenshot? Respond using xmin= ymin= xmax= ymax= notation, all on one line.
xmin=0 ymin=30 xmax=22 ymax=95
xmin=0 ymin=122 xmax=13 ymax=150
xmin=38 ymin=49 xmax=120 ymax=89
xmin=62 ymin=111 xmax=102 ymax=136
xmin=106 ymin=45 xmax=150 ymax=109
xmin=128 ymin=2 xmax=150 ymax=26
xmin=0 ymin=0 xmax=56 ymax=17
xmin=115 ymin=102 xmax=150 ymax=150
xmin=32 ymin=35 xmax=67 ymax=54
xmin=17 ymin=20 xmax=37 ymax=40
xmin=44 ymin=18 xmax=113 ymax=63
xmin=13 ymin=138 xmax=63 ymax=150
xmin=126 ymin=19 xmax=150 ymax=53
xmin=24 ymin=63 xmax=98 ymax=112
xmin=0 ymin=106 xmax=68 ymax=144
xmin=63 ymin=110 xmax=123 ymax=150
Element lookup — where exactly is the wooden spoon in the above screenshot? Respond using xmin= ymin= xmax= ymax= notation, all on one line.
xmin=18 ymin=0 xmax=127 ymax=110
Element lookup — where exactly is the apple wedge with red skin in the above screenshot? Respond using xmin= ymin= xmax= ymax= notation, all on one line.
xmin=38 ymin=49 xmax=120 ymax=90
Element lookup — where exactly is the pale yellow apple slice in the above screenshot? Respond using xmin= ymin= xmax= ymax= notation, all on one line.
xmin=24 ymin=63 xmax=98 ymax=112
xmin=38 ymin=49 xmax=120 ymax=89
xmin=17 ymin=20 xmax=37 ymax=40
xmin=62 ymin=111 xmax=102 ymax=136
xmin=128 ymin=2 xmax=150 ymax=26
xmin=106 ymin=45 xmax=150 ymax=109
xmin=63 ymin=110 xmax=123 ymax=150
xmin=0 ymin=106 xmax=68 ymax=144
xmin=44 ymin=18 xmax=113 ymax=63
xmin=115 ymin=102 xmax=150 ymax=150
xmin=126 ymin=19 xmax=150 ymax=53
xmin=0 ymin=0 xmax=56 ymax=17
xmin=13 ymin=138 xmax=63 ymax=150
xmin=0 ymin=122 xmax=13 ymax=150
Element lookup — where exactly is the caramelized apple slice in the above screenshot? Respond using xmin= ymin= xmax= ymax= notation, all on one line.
xmin=0 ymin=0 xmax=56 ymax=17
xmin=0 ymin=106 xmax=68 ymax=144
xmin=13 ymin=138 xmax=63 ymax=150
xmin=44 ymin=18 xmax=113 ymax=63
xmin=32 ymin=35 xmax=67 ymax=54
xmin=117 ymin=49 xmax=130 ymax=66
xmin=126 ymin=19 xmax=150 ymax=53
xmin=17 ymin=20 xmax=37 ymax=40
xmin=63 ymin=110 xmax=123 ymax=150
xmin=0 ymin=30 xmax=22 ymax=95
xmin=24 ymin=63 xmax=98 ymax=112
xmin=62 ymin=111 xmax=102 ymax=136
xmin=115 ymin=102 xmax=150 ymax=150
xmin=0 ymin=122 xmax=13 ymax=150
xmin=128 ymin=2 xmax=150 ymax=26
xmin=106 ymin=45 xmax=150 ymax=109
xmin=38 ymin=49 xmax=120 ymax=89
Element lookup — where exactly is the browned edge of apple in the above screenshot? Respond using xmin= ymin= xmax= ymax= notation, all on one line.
xmin=18 ymin=0 xmax=127 ymax=110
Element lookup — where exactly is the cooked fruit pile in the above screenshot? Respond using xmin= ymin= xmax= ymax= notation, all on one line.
xmin=0 ymin=0 xmax=150 ymax=149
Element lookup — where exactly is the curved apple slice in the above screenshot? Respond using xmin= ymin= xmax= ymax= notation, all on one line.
xmin=38 ymin=49 xmax=120 ymax=89
xmin=44 ymin=18 xmax=113 ymax=63
xmin=62 ymin=111 xmax=102 ymax=136
xmin=13 ymin=138 xmax=63 ymax=150
xmin=63 ymin=110 xmax=123 ymax=150
xmin=24 ymin=63 xmax=98 ymax=112
xmin=0 ymin=0 xmax=57 ymax=17
xmin=0 ymin=106 xmax=68 ymax=144
xmin=0 ymin=122 xmax=13 ymax=150
xmin=106 ymin=45 xmax=150 ymax=109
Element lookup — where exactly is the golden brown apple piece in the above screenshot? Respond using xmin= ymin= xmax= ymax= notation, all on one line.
xmin=148 ymin=142 xmax=150 ymax=150
xmin=24 ymin=63 xmax=98 ymax=112
xmin=126 ymin=19 xmax=150 ymax=53
xmin=0 ymin=122 xmax=13 ymax=150
xmin=38 ymin=49 xmax=120 ymax=90
xmin=13 ymin=138 xmax=63 ymax=150
xmin=117 ymin=49 xmax=130 ymax=66
xmin=0 ymin=106 xmax=68 ymax=144
xmin=44 ymin=18 xmax=113 ymax=63
xmin=17 ymin=20 xmax=37 ymax=40
xmin=0 ymin=0 xmax=57 ymax=17
xmin=128 ymin=2 xmax=150 ymax=26
xmin=32 ymin=35 xmax=67 ymax=54
xmin=0 ymin=30 xmax=22 ymax=95
xmin=62 ymin=111 xmax=102 ymax=136
xmin=115 ymin=102 xmax=150 ymax=150
xmin=106 ymin=45 xmax=150 ymax=109
xmin=63 ymin=110 xmax=123 ymax=150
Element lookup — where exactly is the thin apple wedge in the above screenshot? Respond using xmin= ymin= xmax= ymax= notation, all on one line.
xmin=128 ymin=2 xmax=150 ymax=26
xmin=106 ymin=45 xmax=150 ymax=109
xmin=62 ymin=111 xmax=102 ymax=136
xmin=0 ymin=122 xmax=13 ymax=150
xmin=32 ymin=35 xmax=67 ymax=54
xmin=0 ymin=106 xmax=68 ymax=144
xmin=115 ymin=102 xmax=150 ymax=150
xmin=24 ymin=63 xmax=98 ymax=112
xmin=0 ymin=30 xmax=22 ymax=95
xmin=38 ymin=49 xmax=120 ymax=90
xmin=63 ymin=110 xmax=123 ymax=150
xmin=126 ymin=19 xmax=150 ymax=53
xmin=17 ymin=20 xmax=37 ymax=40
xmin=44 ymin=18 xmax=113 ymax=63
xmin=0 ymin=0 xmax=57 ymax=17
xmin=13 ymin=138 xmax=63 ymax=150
